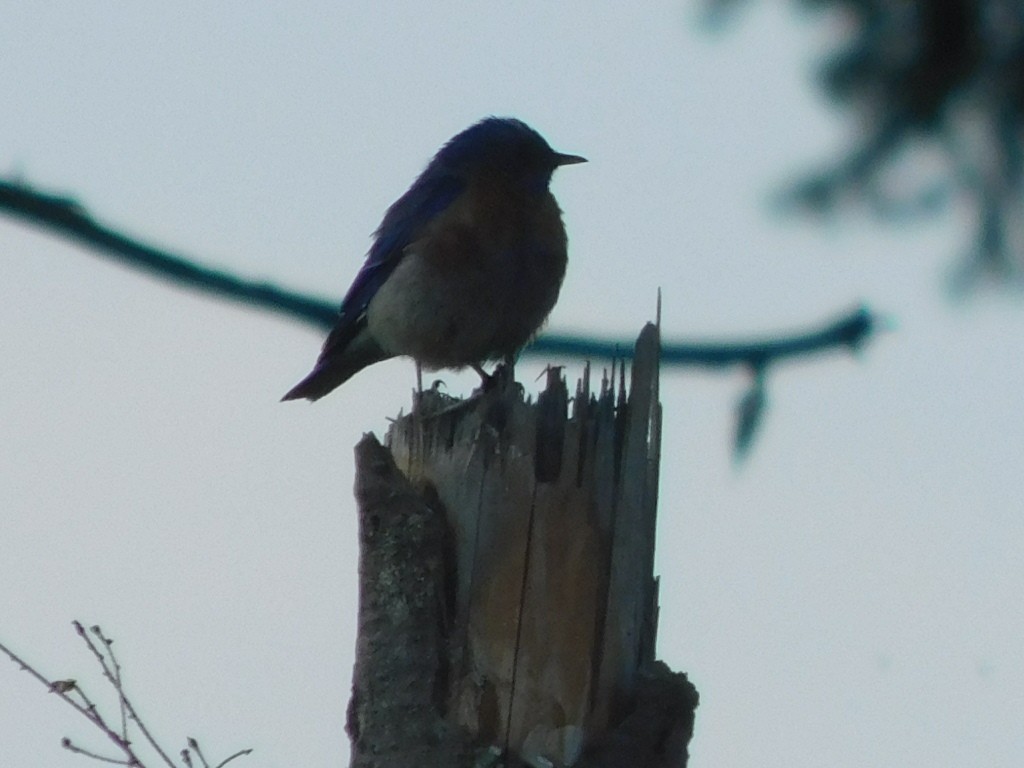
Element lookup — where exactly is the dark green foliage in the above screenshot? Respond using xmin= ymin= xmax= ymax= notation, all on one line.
xmin=709 ymin=0 xmax=1024 ymax=291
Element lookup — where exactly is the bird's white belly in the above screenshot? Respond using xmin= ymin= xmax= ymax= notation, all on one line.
xmin=365 ymin=251 xmax=556 ymax=368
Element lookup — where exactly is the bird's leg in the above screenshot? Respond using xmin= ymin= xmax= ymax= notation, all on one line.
xmin=472 ymin=355 xmax=517 ymax=394
xmin=472 ymin=363 xmax=493 ymax=391
xmin=412 ymin=360 xmax=424 ymax=414
xmin=501 ymin=353 xmax=516 ymax=387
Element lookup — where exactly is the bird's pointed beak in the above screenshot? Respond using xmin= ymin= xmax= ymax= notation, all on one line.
xmin=553 ymin=152 xmax=587 ymax=167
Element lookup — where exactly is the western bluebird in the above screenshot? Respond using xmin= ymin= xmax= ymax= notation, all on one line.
xmin=282 ymin=117 xmax=585 ymax=401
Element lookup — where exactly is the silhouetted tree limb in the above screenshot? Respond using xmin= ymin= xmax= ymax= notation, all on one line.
xmin=0 ymin=177 xmax=339 ymax=329
xmin=0 ymin=176 xmax=878 ymax=368
xmin=1 ymin=175 xmax=880 ymax=456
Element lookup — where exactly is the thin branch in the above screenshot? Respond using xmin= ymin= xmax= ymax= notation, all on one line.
xmin=73 ymin=622 xmax=117 ymax=683
xmin=87 ymin=625 xmax=129 ymax=742
xmin=185 ymin=738 xmax=253 ymax=768
xmin=541 ymin=304 xmax=876 ymax=368
xmin=1 ymin=622 xmax=252 ymax=768
xmin=62 ymin=737 xmax=135 ymax=766
xmin=105 ymin=627 xmax=130 ymax=741
xmin=0 ymin=176 xmax=880 ymax=367
xmin=0 ymin=635 xmax=143 ymax=765
xmin=213 ymin=749 xmax=254 ymax=768
xmin=84 ymin=625 xmax=179 ymax=768
xmin=186 ymin=738 xmax=210 ymax=768
xmin=0 ymin=177 xmax=337 ymax=329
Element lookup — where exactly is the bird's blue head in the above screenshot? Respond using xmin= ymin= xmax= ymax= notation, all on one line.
xmin=434 ymin=117 xmax=586 ymax=192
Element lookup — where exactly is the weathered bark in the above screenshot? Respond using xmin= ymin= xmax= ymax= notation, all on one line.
xmin=348 ymin=324 xmax=697 ymax=767
xmin=348 ymin=434 xmax=472 ymax=767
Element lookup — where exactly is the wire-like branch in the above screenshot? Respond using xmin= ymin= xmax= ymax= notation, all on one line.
xmin=541 ymin=304 xmax=875 ymax=368
xmin=0 ymin=176 xmax=879 ymax=368
xmin=0 ymin=178 xmax=338 ymax=328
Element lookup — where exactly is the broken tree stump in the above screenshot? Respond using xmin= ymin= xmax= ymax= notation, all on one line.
xmin=348 ymin=323 xmax=698 ymax=767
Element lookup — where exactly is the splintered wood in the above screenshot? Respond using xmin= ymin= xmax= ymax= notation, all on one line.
xmin=384 ymin=323 xmax=664 ymax=767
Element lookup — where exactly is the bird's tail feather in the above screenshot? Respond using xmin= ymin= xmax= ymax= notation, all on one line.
xmin=281 ymin=330 xmax=390 ymax=401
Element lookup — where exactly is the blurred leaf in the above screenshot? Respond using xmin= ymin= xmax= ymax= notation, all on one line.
xmin=734 ymin=366 xmax=767 ymax=462
xmin=714 ymin=0 xmax=1024 ymax=291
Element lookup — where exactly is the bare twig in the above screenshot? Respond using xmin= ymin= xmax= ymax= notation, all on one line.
xmin=183 ymin=738 xmax=252 ymax=768
xmin=61 ymin=737 xmax=135 ymax=766
xmin=213 ymin=748 xmax=254 ymax=768
xmin=104 ymin=627 xmax=130 ymax=741
xmin=85 ymin=624 xmax=180 ymax=768
xmin=0 ymin=622 xmax=251 ymax=768
xmin=186 ymin=738 xmax=210 ymax=768
xmin=0 ymin=635 xmax=142 ymax=764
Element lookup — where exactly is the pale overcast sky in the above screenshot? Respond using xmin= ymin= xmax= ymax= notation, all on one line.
xmin=2 ymin=3 xmax=1022 ymax=767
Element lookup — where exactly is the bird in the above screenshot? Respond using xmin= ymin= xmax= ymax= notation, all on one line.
xmin=282 ymin=117 xmax=585 ymax=402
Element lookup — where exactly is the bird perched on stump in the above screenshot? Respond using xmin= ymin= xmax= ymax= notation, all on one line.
xmin=282 ymin=117 xmax=585 ymax=402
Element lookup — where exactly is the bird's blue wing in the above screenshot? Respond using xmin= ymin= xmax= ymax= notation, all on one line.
xmin=337 ymin=172 xmax=465 ymax=320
